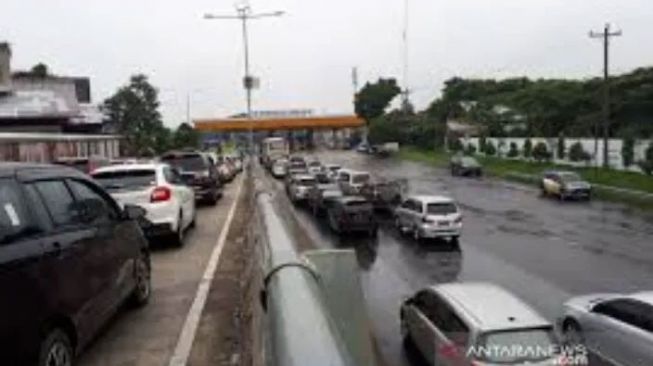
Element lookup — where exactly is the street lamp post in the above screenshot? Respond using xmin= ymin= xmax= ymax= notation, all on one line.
xmin=204 ymin=5 xmax=284 ymax=156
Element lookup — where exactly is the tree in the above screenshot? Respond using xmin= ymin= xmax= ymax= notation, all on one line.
xmin=479 ymin=136 xmax=487 ymax=153
xmin=622 ymin=136 xmax=635 ymax=168
xmin=637 ymin=142 xmax=653 ymax=175
xmin=464 ymin=143 xmax=476 ymax=155
xmin=569 ymin=142 xmax=591 ymax=162
xmin=484 ymin=141 xmax=497 ymax=156
xmin=103 ymin=74 xmax=165 ymax=155
xmin=354 ymin=78 xmax=401 ymax=123
xmin=557 ymin=136 xmax=566 ymax=160
xmin=523 ymin=139 xmax=533 ymax=158
xmin=173 ymin=123 xmax=200 ymax=149
xmin=448 ymin=137 xmax=463 ymax=152
xmin=532 ymin=142 xmax=552 ymax=162
xmin=31 ymin=63 xmax=48 ymax=77
xmin=507 ymin=142 xmax=519 ymax=158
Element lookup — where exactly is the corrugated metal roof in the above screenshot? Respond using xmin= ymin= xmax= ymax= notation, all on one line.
xmin=0 ymin=90 xmax=78 ymax=119
xmin=0 ymin=132 xmax=121 ymax=141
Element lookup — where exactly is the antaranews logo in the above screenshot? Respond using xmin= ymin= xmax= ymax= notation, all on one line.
xmin=432 ymin=344 xmax=589 ymax=365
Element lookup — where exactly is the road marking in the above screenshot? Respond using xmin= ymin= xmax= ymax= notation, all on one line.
xmin=168 ymin=175 xmax=245 ymax=366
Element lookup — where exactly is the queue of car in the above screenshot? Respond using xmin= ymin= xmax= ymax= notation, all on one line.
xmin=0 ymin=149 xmax=243 ymax=366
xmin=266 ymin=152 xmax=652 ymax=366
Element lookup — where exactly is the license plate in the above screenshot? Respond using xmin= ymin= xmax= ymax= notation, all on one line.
xmin=438 ymin=221 xmax=449 ymax=226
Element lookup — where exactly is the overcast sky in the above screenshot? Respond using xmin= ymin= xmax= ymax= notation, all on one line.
xmin=3 ymin=0 xmax=653 ymax=127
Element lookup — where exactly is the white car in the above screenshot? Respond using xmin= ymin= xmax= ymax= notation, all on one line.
xmin=307 ymin=160 xmax=322 ymax=175
xmin=324 ymin=163 xmax=341 ymax=180
xmin=401 ymin=283 xmax=563 ymax=366
xmin=558 ymin=291 xmax=653 ymax=366
xmin=336 ymin=169 xmax=371 ymax=195
xmin=395 ymin=195 xmax=462 ymax=242
xmin=271 ymin=158 xmax=288 ymax=178
xmin=91 ymin=163 xmax=196 ymax=246
xmin=287 ymin=174 xmax=317 ymax=204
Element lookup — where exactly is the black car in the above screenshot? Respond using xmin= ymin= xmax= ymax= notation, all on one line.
xmin=161 ymin=151 xmax=222 ymax=204
xmin=326 ymin=196 xmax=377 ymax=236
xmin=0 ymin=163 xmax=151 ymax=366
xmin=449 ymin=155 xmax=482 ymax=177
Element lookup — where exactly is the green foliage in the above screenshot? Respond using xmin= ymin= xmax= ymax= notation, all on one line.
xmin=173 ymin=123 xmax=200 ymax=149
xmin=622 ymin=137 xmax=635 ymax=167
xmin=557 ymin=136 xmax=566 ymax=160
xmin=103 ymin=74 xmax=165 ymax=155
xmin=532 ymin=142 xmax=552 ymax=162
xmin=638 ymin=142 xmax=653 ymax=175
xmin=354 ymin=78 xmax=401 ymax=123
xmin=448 ymin=137 xmax=463 ymax=152
xmin=507 ymin=142 xmax=519 ymax=158
xmin=426 ymin=68 xmax=653 ymax=138
xmin=523 ymin=139 xmax=533 ymax=158
xmin=368 ymin=112 xmax=443 ymax=150
xmin=479 ymin=136 xmax=487 ymax=153
xmin=484 ymin=141 xmax=497 ymax=156
xmin=465 ymin=143 xmax=477 ymax=155
xmin=31 ymin=63 xmax=48 ymax=77
xmin=569 ymin=142 xmax=591 ymax=162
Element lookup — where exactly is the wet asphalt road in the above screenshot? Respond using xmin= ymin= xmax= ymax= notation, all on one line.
xmin=267 ymin=150 xmax=653 ymax=366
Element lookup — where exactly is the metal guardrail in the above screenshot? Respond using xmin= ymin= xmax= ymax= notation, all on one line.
xmin=255 ymin=188 xmax=376 ymax=366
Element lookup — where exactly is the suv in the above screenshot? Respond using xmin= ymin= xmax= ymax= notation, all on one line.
xmin=449 ymin=155 xmax=482 ymax=177
xmin=337 ymin=169 xmax=371 ymax=195
xmin=401 ymin=283 xmax=562 ymax=366
xmin=540 ymin=170 xmax=591 ymax=201
xmin=395 ymin=195 xmax=462 ymax=243
xmin=160 ymin=151 xmax=222 ymax=204
xmin=0 ymin=163 xmax=151 ymax=366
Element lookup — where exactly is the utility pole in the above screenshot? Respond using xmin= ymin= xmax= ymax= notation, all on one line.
xmin=400 ymin=0 xmax=411 ymax=111
xmin=204 ymin=4 xmax=284 ymax=155
xmin=590 ymin=23 xmax=621 ymax=168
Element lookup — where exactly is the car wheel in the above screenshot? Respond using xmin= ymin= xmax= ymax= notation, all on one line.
xmin=189 ymin=208 xmax=197 ymax=229
xmin=172 ymin=214 xmax=185 ymax=247
xmin=450 ymin=235 xmax=460 ymax=245
xmin=413 ymin=226 xmax=421 ymax=242
xmin=394 ymin=217 xmax=403 ymax=233
xmin=208 ymin=191 xmax=219 ymax=206
xmin=563 ymin=319 xmax=585 ymax=346
xmin=130 ymin=251 xmax=151 ymax=307
xmin=38 ymin=329 xmax=73 ymax=366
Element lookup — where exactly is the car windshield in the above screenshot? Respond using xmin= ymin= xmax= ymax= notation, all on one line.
xmin=461 ymin=157 xmax=478 ymax=166
xmin=314 ymin=173 xmax=331 ymax=184
xmin=474 ymin=327 xmax=558 ymax=363
xmin=161 ymin=155 xmax=205 ymax=172
xmin=352 ymin=174 xmax=370 ymax=184
xmin=290 ymin=162 xmax=307 ymax=170
xmin=345 ymin=200 xmax=372 ymax=210
xmin=426 ymin=202 xmax=457 ymax=215
xmin=559 ymin=172 xmax=582 ymax=183
xmin=92 ymin=170 xmax=157 ymax=190
xmin=297 ymin=178 xmax=316 ymax=187
xmin=308 ymin=161 xmax=320 ymax=167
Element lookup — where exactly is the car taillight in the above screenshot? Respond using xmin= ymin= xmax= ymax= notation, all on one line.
xmin=422 ymin=216 xmax=430 ymax=223
xmin=454 ymin=215 xmax=463 ymax=224
xmin=151 ymin=186 xmax=171 ymax=202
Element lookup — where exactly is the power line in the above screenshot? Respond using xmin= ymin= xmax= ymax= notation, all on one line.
xmin=589 ymin=23 xmax=622 ymax=168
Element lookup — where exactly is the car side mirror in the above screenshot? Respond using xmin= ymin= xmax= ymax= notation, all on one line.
xmin=124 ymin=204 xmax=146 ymax=220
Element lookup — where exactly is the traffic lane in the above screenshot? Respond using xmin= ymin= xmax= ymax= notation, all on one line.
xmin=310 ymin=151 xmax=652 ymax=364
xmin=77 ymin=182 xmax=239 ymax=366
xmin=317 ymin=151 xmax=653 ymax=296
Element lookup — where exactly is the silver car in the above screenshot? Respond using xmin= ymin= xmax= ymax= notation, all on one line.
xmin=559 ymin=292 xmax=653 ymax=366
xmin=395 ymin=195 xmax=462 ymax=242
xmin=401 ymin=283 xmax=562 ymax=366
xmin=286 ymin=174 xmax=317 ymax=204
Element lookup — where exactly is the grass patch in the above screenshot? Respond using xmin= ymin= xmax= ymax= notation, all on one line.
xmin=397 ymin=147 xmax=653 ymax=210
